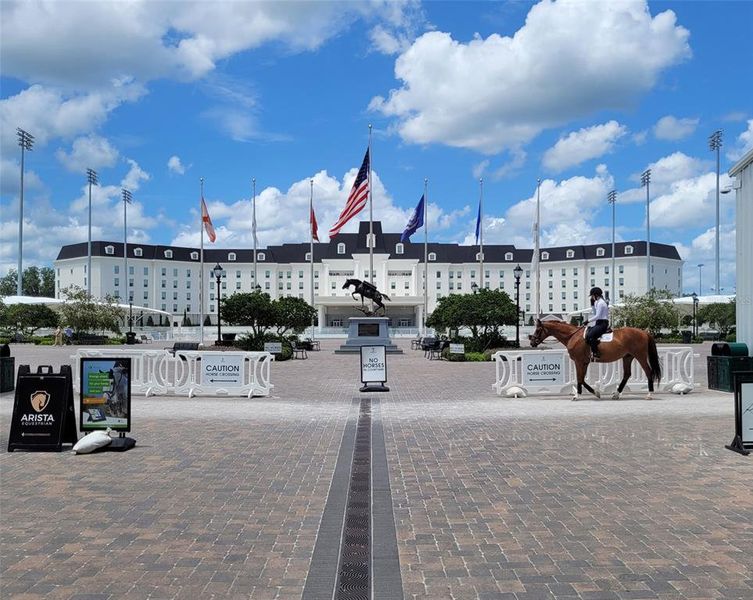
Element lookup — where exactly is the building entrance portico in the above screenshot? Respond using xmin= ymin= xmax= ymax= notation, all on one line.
xmin=316 ymin=295 xmax=423 ymax=329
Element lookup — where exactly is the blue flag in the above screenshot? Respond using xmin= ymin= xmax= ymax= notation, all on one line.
xmin=401 ymin=194 xmax=425 ymax=242
xmin=475 ymin=200 xmax=482 ymax=245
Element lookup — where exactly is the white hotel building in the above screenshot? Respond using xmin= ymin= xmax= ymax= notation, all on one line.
xmin=54 ymin=221 xmax=683 ymax=329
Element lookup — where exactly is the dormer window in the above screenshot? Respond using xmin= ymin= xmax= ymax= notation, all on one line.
xmin=190 ymin=251 xmax=199 ymax=260
xmin=305 ymin=252 xmax=311 ymax=261
xmin=105 ymin=245 xmax=115 ymax=255
xmin=366 ymin=233 xmax=376 ymax=248
xmin=395 ymin=243 xmax=404 ymax=255
xmin=566 ymin=249 xmax=574 ymax=258
xmin=337 ymin=243 xmax=346 ymax=255
xmin=428 ymin=252 xmax=436 ymax=261
xmin=625 ymin=245 xmax=634 ymax=255
xmin=257 ymin=252 xmax=265 ymax=261
xmin=164 ymin=250 xmax=173 ymax=259
xmin=505 ymin=252 xmax=513 ymax=261
xmin=475 ymin=252 xmax=484 ymax=261
xmin=596 ymin=247 xmax=605 ymax=257
xmin=541 ymin=251 xmax=549 ymax=260
xmin=134 ymin=248 xmax=143 ymax=257
xmin=228 ymin=252 xmax=236 ymax=262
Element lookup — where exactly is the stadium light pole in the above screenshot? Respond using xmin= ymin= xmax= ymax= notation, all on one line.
xmin=86 ymin=168 xmax=98 ymax=296
xmin=697 ymin=263 xmax=704 ymax=296
xmin=16 ymin=128 xmax=34 ymax=296
xmin=641 ymin=168 xmax=651 ymax=294
xmin=122 ymin=189 xmax=132 ymax=303
xmin=708 ymin=130 xmax=722 ymax=294
xmin=608 ymin=190 xmax=617 ymax=308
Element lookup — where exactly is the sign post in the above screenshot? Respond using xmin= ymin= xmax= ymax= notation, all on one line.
xmin=8 ymin=365 xmax=78 ymax=452
xmin=726 ymin=371 xmax=753 ymax=456
xmin=360 ymin=345 xmax=389 ymax=392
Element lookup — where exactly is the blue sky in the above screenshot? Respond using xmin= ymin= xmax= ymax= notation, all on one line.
xmin=1 ymin=0 xmax=751 ymax=295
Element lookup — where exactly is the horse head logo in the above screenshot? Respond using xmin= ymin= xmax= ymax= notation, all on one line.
xmin=30 ymin=390 xmax=51 ymax=412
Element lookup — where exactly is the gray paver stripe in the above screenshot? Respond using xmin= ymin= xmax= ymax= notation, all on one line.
xmin=371 ymin=398 xmax=404 ymax=600
xmin=303 ymin=398 xmax=359 ymax=600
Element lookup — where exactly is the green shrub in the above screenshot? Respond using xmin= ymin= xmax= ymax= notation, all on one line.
xmin=726 ymin=333 xmax=736 ymax=342
xmin=465 ymin=352 xmax=487 ymax=362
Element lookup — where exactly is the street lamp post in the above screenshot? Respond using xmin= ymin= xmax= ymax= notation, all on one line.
xmin=16 ymin=128 xmax=34 ymax=296
xmin=641 ymin=168 xmax=651 ymax=294
xmin=471 ymin=281 xmax=479 ymax=294
xmin=213 ymin=263 xmax=225 ymax=345
xmin=514 ymin=264 xmax=523 ymax=348
xmin=697 ymin=263 xmax=704 ymax=296
xmin=691 ymin=292 xmax=698 ymax=339
xmin=709 ymin=130 xmax=722 ymax=295
xmin=86 ymin=168 xmax=98 ymax=296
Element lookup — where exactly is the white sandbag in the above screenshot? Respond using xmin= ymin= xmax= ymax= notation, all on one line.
xmin=73 ymin=428 xmax=113 ymax=454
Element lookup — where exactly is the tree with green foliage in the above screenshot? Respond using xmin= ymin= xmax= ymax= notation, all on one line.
xmin=612 ymin=290 xmax=679 ymax=335
xmin=58 ymin=286 xmax=124 ymax=336
xmin=0 ymin=303 xmax=59 ymax=336
xmin=221 ymin=291 xmax=315 ymax=338
xmin=697 ymin=300 xmax=736 ymax=335
xmin=273 ymin=296 xmax=317 ymax=336
xmin=0 ymin=266 xmax=56 ymax=297
xmin=426 ymin=289 xmax=517 ymax=349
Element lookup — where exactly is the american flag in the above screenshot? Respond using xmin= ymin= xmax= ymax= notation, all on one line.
xmin=201 ymin=197 xmax=216 ymax=242
xmin=329 ymin=148 xmax=369 ymax=239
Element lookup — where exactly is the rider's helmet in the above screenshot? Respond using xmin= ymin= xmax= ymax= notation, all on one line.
xmin=589 ymin=286 xmax=603 ymax=298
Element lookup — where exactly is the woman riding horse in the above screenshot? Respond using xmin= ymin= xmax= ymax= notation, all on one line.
xmin=529 ymin=318 xmax=661 ymax=401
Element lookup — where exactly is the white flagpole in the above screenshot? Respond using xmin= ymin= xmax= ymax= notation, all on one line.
xmin=534 ymin=178 xmax=541 ymax=318
xmin=252 ymin=178 xmax=257 ymax=290
xmin=310 ymin=178 xmax=315 ymax=340
xmin=199 ymin=177 xmax=205 ymax=345
xmin=368 ymin=124 xmax=373 ymax=287
xmin=423 ymin=177 xmax=428 ymax=336
xmin=479 ymin=178 xmax=484 ymax=290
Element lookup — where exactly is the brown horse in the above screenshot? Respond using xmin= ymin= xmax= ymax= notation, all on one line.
xmin=528 ymin=319 xmax=662 ymax=400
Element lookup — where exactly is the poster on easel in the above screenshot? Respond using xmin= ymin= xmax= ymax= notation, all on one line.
xmin=80 ymin=358 xmax=132 ymax=432
xmin=726 ymin=371 xmax=753 ymax=456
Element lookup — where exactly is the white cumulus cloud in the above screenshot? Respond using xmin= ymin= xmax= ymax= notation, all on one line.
xmin=543 ymin=121 xmax=627 ymax=173
xmin=371 ymin=0 xmax=690 ymax=153
xmin=55 ymin=135 xmax=119 ymax=173
xmin=653 ymin=115 xmax=699 ymax=140
xmin=167 ymin=155 xmax=186 ymax=175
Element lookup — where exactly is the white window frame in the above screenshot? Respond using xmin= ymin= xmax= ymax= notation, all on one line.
xmin=337 ymin=243 xmax=346 ymax=255
xmin=596 ymin=247 xmax=605 ymax=257
xmin=257 ymin=252 xmax=265 ymax=261
xmin=566 ymin=249 xmax=574 ymax=258
xmin=190 ymin=251 xmax=199 ymax=260
xmin=134 ymin=248 xmax=143 ymax=257
xmin=395 ymin=243 xmax=404 ymax=255
xmin=428 ymin=252 xmax=436 ymax=261
xmin=164 ymin=249 xmax=173 ymax=259
xmin=624 ymin=245 xmax=634 ymax=255
xmin=105 ymin=245 xmax=114 ymax=255
xmin=228 ymin=252 xmax=236 ymax=261
xmin=505 ymin=252 xmax=513 ymax=261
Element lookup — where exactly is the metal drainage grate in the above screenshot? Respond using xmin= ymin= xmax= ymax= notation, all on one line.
xmin=335 ymin=398 xmax=371 ymax=600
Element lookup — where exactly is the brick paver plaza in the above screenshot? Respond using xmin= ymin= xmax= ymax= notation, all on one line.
xmin=1 ymin=341 xmax=752 ymax=599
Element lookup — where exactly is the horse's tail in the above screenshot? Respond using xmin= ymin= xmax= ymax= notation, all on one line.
xmin=382 ymin=292 xmax=390 ymax=301
xmin=648 ymin=335 xmax=662 ymax=383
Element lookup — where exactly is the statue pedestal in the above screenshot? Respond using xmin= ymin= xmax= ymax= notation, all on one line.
xmin=334 ymin=317 xmax=403 ymax=354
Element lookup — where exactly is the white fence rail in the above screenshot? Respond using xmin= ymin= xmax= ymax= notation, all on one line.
xmin=72 ymin=349 xmax=274 ymax=398
xmin=492 ymin=347 xmax=696 ymax=397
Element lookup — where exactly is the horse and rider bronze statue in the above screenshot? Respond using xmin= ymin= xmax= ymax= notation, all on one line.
xmin=528 ymin=318 xmax=662 ymax=401
xmin=342 ymin=278 xmax=390 ymax=316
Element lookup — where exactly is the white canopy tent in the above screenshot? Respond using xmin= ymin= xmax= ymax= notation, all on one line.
xmin=0 ymin=295 xmax=172 ymax=321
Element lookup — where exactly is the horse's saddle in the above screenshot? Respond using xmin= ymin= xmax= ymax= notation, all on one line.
xmin=583 ymin=327 xmax=613 ymax=343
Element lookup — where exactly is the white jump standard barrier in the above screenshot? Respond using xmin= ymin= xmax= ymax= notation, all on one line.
xmin=492 ymin=346 xmax=696 ymax=398
xmin=73 ymin=349 xmax=274 ymax=398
